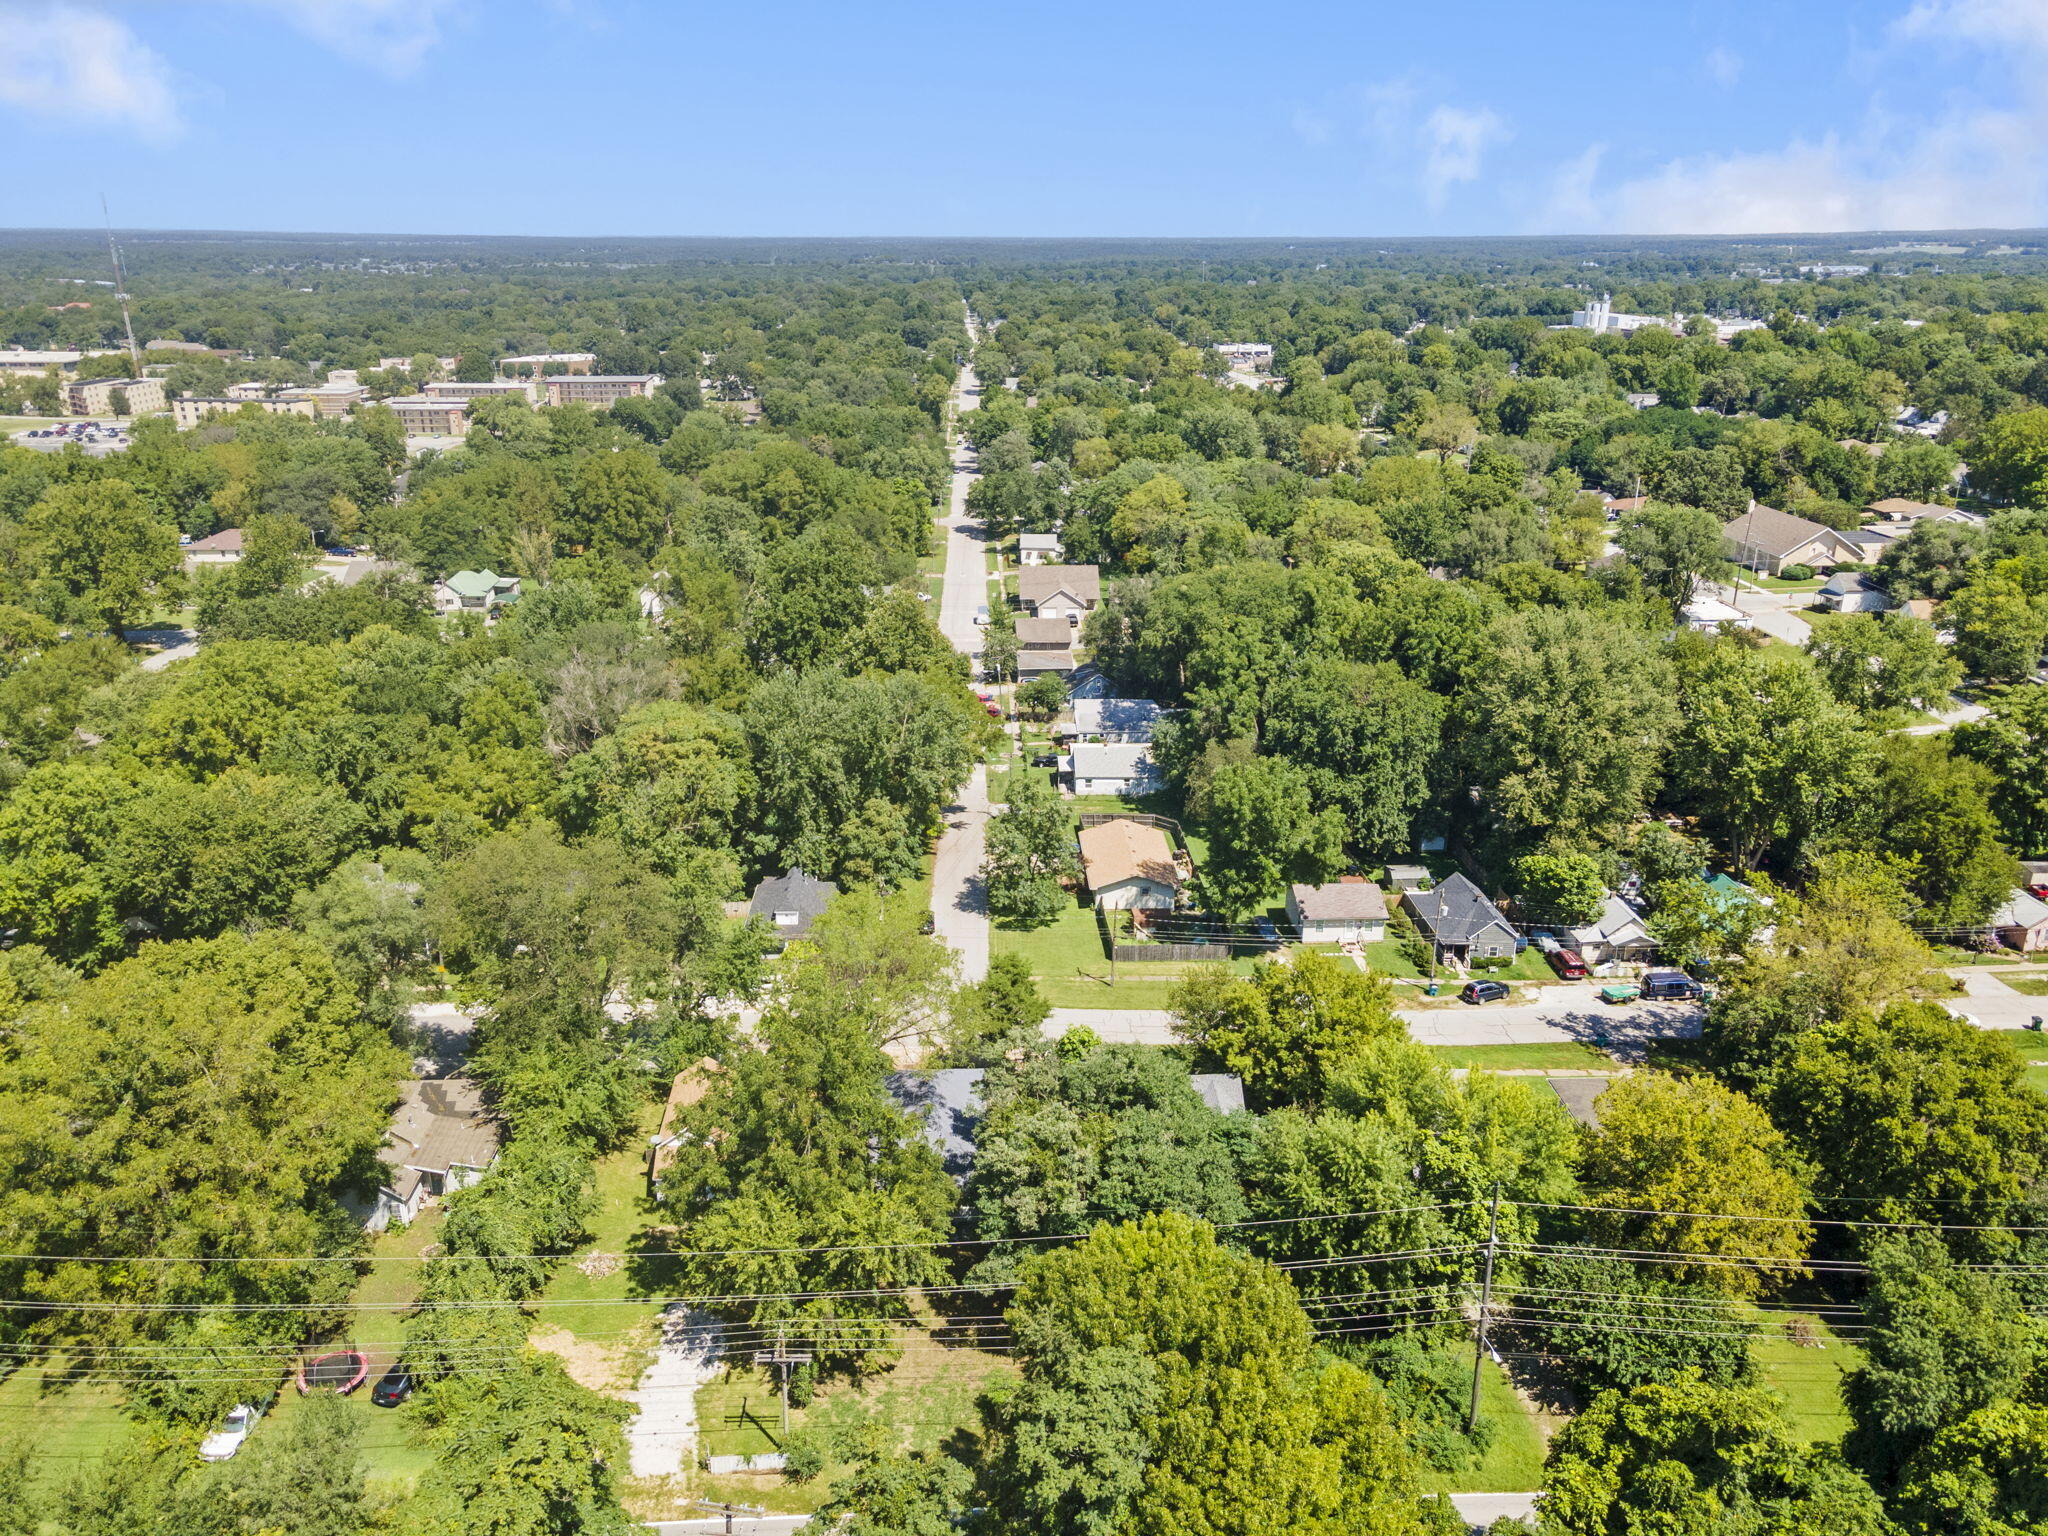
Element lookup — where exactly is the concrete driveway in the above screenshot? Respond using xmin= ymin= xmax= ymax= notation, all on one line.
xmin=1948 ymin=967 xmax=2048 ymax=1029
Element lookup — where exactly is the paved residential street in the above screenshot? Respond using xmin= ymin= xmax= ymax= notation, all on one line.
xmin=929 ymin=313 xmax=993 ymax=983
xmin=930 ymin=764 xmax=990 ymax=984
xmin=1448 ymin=1492 xmax=1542 ymax=1529
xmin=1045 ymin=990 xmax=1704 ymax=1049
xmin=646 ymin=1519 xmax=807 ymax=1536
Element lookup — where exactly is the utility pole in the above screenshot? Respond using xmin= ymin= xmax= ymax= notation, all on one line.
xmin=691 ymin=1499 xmax=765 ymax=1536
xmin=1466 ymin=1181 xmax=1502 ymax=1434
xmin=753 ymin=1328 xmax=813 ymax=1437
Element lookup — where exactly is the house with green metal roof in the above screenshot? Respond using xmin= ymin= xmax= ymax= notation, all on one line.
xmin=431 ymin=569 xmax=521 ymax=616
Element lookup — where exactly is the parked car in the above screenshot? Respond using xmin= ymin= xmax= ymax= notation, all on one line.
xmin=1459 ymin=979 xmax=1510 ymax=1005
xmin=1944 ymin=1003 xmax=1984 ymax=1029
xmin=1598 ymin=982 xmax=1643 ymax=1005
xmin=1030 ymin=753 xmax=1058 ymax=768
xmin=1641 ymin=970 xmax=1705 ymax=1001
xmin=1547 ymin=947 xmax=1588 ymax=979
xmin=370 ymin=1364 xmax=414 ymax=1408
xmin=199 ymin=1403 xmax=262 ymax=1460
xmin=974 ymin=605 xmax=991 ymax=626
xmin=1532 ymin=933 xmax=1561 ymax=955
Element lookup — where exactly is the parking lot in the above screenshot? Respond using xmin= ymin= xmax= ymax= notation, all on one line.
xmin=9 ymin=420 xmax=132 ymax=456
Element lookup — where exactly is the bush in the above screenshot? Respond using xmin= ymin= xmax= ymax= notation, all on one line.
xmin=1471 ymin=953 xmax=1511 ymax=973
xmin=1346 ymin=1333 xmax=1497 ymax=1471
xmin=1779 ymin=563 xmax=1814 ymax=581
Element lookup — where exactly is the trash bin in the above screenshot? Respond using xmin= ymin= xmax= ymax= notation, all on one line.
xmin=1426 ymin=982 xmax=1440 ymax=997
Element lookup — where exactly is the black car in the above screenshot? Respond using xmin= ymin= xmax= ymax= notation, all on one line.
xmin=370 ymin=1365 xmax=414 ymax=1407
xmin=1459 ymin=979 xmax=1510 ymax=1004
xmin=1030 ymin=753 xmax=1059 ymax=768
xmin=1640 ymin=970 xmax=1705 ymax=1001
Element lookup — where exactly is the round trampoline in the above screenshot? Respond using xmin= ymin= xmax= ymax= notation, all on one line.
xmin=297 ymin=1349 xmax=369 ymax=1395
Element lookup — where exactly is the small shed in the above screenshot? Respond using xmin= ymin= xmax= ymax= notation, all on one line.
xmin=1384 ymin=864 xmax=1433 ymax=894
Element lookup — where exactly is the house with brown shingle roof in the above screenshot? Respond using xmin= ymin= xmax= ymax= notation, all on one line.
xmin=1721 ymin=501 xmax=1863 ymax=576
xmin=1078 ymin=818 xmax=1179 ymax=910
xmin=1287 ymin=878 xmax=1389 ymax=944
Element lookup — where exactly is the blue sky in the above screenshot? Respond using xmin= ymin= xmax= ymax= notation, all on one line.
xmin=1 ymin=0 xmax=2043 ymax=237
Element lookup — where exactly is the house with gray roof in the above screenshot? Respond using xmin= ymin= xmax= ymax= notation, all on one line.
xmin=747 ymin=867 xmax=838 ymax=947
xmin=1287 ymin=878 xmax=1389 ymax=944
xmin=1402 ymin=873 xmax=1517 ymax=963
xmin=1064 ymin=697 xmax=1165 ymax=743
xmin=887 ymin=1067 xmax=1245 ymax=1181
xmin=363 ymin=1078 xmax=501 ymax=1230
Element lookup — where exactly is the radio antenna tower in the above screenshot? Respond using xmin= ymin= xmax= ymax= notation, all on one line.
xmin=100 ymin=194 xmax=141 ymax=375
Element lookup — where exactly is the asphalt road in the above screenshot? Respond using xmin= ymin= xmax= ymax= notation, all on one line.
xmin=645 ymin=1519 xmax=807 ymax=1536
xmin=928 ymin=310 xmax=993 ymax=984
xmin=1045 ymin=992 xmax=1703 ymax=1049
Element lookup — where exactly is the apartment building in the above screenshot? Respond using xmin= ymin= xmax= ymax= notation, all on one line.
xmin=171 ymin=395 xmax=318 ymax=430
xmin=424 ymin=379 xmax=535 ymax=403
xmin=501 ymin=351 xmax=597 ymax=377
xmin=65 ymin=376 xmax=165 ymax=416
xmin=543 ymin=374 xmax=661 ymax=407
xmin=0 ymin=348 xmax=83 ymax=375
xmin=278 ymin=382 xmax=370 ymax=419
xmin=387 ymin=395 xmax=469 ymax=435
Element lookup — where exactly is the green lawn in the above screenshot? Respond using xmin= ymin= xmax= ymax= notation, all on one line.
xmin=2 ymin=1367 xmax=134 ymax=1495
xmin=993 ymin=899 xmax=1267 ymax=1010
xmin=1754 ymin=575 xmax=1826 ymax=593
xmin=1421 ymin=1357 xmax=1548 ymax=1495
xmin=1750 ymin=1310 xmax=1859 ymax=1443
xmin=1428 ymin=1042 xmax=1617 ymax=1072
xmin=675 ymin=1330 xmax=1014 ymax=1517
xmin=2025 ymin=1063 xmax=2048 ymax=1099
xmin=533 ymin=1103 xmax=667 ymax=1368
xmin=1932 ymin=945 xmax=2025 ymax=966
xmin=1997 ymin=975 xmax=2048 ymax=996
xmin=1359 ymin=938 xmax=1430 ymax=980
xmin=0 ymin=417 xmax=67 ymax=435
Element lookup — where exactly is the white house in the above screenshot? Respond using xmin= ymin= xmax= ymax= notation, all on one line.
xmin=1287 ymin=878 xmax=1388 ymax=944
xmin=1816 ymin=570 xmax=1892 ymax=613
xmin=182 ymin=528 xmax=244 ymax=568
xmin=432 ymin=569 xmax=521 ymax=615
xmin=1562 ymin=896 xmax=1657 ymax=965
xmin=1066 ymin=697 xmax=1164 ymax=743
xmin=1681 ymin=595 xmax=1755 ymax=632
xmin=363 ymin=1078 xmax=501 ymax=1231
xmin=1070 ymin=741 xmax=1161 ymax=797
xmin=1018 ymin=532 xmax=1064 ymax=566
xmin=1078 ymin=818 xmax=1180 ymax=910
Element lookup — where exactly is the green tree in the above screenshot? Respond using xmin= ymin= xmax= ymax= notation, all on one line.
xmin=1169 ymin=947 xmax=1402 ymax=1109
xmin=1768 ymin=1002 xmax=2048 ymax=1243
xmin=0 ymin=931 xmax=401 ymax=1366
xmin=1944 ymin=573 xmax=2048 ymax=683
xmin=1862 ymin=736 xmax=2018 ymax=926
xmin=1956 ymin=684 xmax=2048 ymax=856
xmin=1669 ymin=643 xmax=1876 ymax=870
xmin=21 ymin=479 xmax=181 ymax=634
xmin=1512 ymin=850 xmax=1606 ymax=925
xmin=1889 ymin=1401 xmax=2048 ymax=1536
xmin=1969 ymin=406 xmax=2048 ymax=507
xmin=1616 ymin=501 xmax=1730 ymax=612
xmin=1807 ymin=613 xmax=1964 ymax=716
xmin=1578 ymin=1074 xmax=1813 ymax=1298
xmin=1542 ymin=1376 xmax=1893 ymax=1536
xmin=1261 ymin=657 xmax=1445 ymax=856
xmin=409 ymin=1355 xmax=634 ymax=1536
xmin=1843 ymin=1231 xmax=2040 ymax=1484
xmin=983 ymin=771 xmax=1079 ymax=927
xmin=1194 ymin=755 xmax=1345 ymax=919
xmin=184 ymin=1391 xmax=373 ymax=1536
xmin=1460 ymin=608 xmax=1675 ymax=851
xmin=986 ymin=1213 xmax=1448 ymax=1536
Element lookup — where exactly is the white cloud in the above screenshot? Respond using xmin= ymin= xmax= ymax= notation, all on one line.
xmin=1539 ymin=0 xmax=2048 ymax=232
xmin=1703 ymin=45 xmax=1742 ymax=87
xmin=1421 ymin=105 xmax=1507 ymax=208
xmin=0 ymin=1 xmax=182 ymax=138
xmin=237 ymin=0 xmax=462 ymax=76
